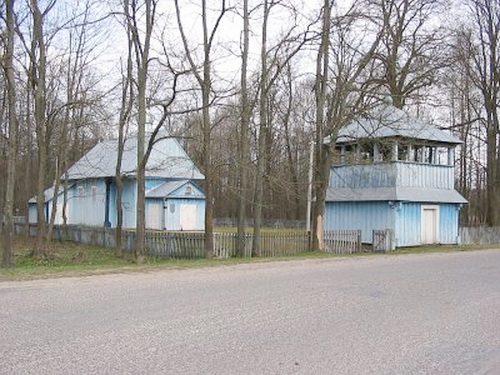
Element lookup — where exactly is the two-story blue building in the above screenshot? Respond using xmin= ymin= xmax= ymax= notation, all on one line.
xmin=324 ymin=99 xmax=467 ymax=247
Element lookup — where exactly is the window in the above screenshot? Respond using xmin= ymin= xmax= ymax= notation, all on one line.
xmin=185 ymin=185 xmax=192 ymax=195
xmin=77 ymin=186 xmax=85 ymax=199
xmin=91 ymin=186 xmax=97 ymax=201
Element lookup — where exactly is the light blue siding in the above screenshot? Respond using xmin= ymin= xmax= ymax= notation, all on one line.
xmin=326 ymin=201 xmax=461 ymax=246
xmin=325 ymin=201 xmax=394 ymax=243
xmin=69 ymin=179 xmax=107 ymax=226
xmin=120 ymin=179 xmax=137 ymax=228
xmin=164 ymin=198 xmax=205 ymax=231
xmin=439 ymin=204 xmax=460 ymax=244
xmin=330 ymin=162 xmax=454 ymax=189
xmin=145 ymin=179 xmax=164 ymax=190
xmin=395 ymin=203 xmax=421 ymax=246
xmin=103 ymin=178 xmax=136 ymax=228
xmin=170 ymin=183 xmax=205 ymax=198
xmin=395 ymin=202 xmax=460 ymax=246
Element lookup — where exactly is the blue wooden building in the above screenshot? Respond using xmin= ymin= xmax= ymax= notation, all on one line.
xmin=324 ymin=99 xmax=467 ymax=247
xmin=29 ymin=135 xmax=206 ymax=231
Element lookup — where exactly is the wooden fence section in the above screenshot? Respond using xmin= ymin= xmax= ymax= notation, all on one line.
xmin=213 ymin=231 xmax=310 ymax=258
xmin=123 ymin=231 xmax=206 ymax=259
xmin=257 ymin=231 xmax=310 ymax=257
xmin=459 ymin=227 xmax=500 ymax=245
xmin=372 ymin=229 xmax=394 ymax=252
xmin=14 ymin=224 xmax=311 ymax=259
xmin=323 ymin=230 xmax=362 ymax=254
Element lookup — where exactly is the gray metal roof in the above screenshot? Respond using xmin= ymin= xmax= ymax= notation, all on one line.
xmin=326 ymin=186 xmax=467 ymax=204
xmin=65 ymin=136 xmax=204 ymax=180
xmin=146 ymin=180 xmax=204 ymax=198
xmin=336 ymin=104 xmax=462 ymax=145
xmin=28 ymin=184 xmax=76 ymax=204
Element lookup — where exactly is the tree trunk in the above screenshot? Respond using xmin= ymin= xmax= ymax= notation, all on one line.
xmin=2 ymin=0 xmax=17 ymax=268
xmin=30 ymin=0 xmax=49 ymax=257
xmin=237 ymin=0 xmax=250 ymax=257
xmin=252 ymin=0 xmax=270 ymax=257
xmin=311 ymin=0 xmax=331 ymax=252
xmin=125 ymin=0 xmax=153 ymax=264
xmin=201 ymin=0 xmax=215 ymax=259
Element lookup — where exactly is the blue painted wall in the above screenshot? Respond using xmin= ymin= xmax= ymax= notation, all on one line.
xmin=330 ymin=162 xmax=454 ymax=189
xmin=439 ymin=204 xmax=460 ymax=244
xmin=145 ymin=179 xmax=165 ymax=191
xmin=68 ymin=178 xmax=107 ymax=226
xmin=394 ymin=202 xmax=421 ymax=246
xmin=170 ymin=182 xmax=205 ymax=198
xmin=29 ymin=178 xmax=206 ymax=231
xmin=326 ymin=201 xmax=461 ymax=246
xmin=164 ymin=198 xmax=205 ymax=231
xmin=325 ymin=201 xmax=394 ymax=243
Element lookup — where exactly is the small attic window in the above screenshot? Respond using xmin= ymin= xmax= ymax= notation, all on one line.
xmin=185 ymin=185 xmax=192 ymax=195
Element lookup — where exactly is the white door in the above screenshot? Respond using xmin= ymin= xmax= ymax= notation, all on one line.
xmin=146 ymin=202 xmax=163 ymax=230
xmin=179 ymin=204 xmax=197 ymax=231
xmin=422 ymin=205 xmax=439 ymax=244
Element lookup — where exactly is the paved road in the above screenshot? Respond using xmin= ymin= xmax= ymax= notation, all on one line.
xmin=1 ymin=250 xmax=500 ymax=375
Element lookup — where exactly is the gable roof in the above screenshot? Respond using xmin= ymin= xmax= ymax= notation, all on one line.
xmin=146 ymin=180 xmax=204 ymax=198
xmin=28 ymin=184 xmax=76 ymax=204
xmin=336 ymin=104 xmax=462 ymax=145
xmin=65 ymin=136 xmax=204 ymax=180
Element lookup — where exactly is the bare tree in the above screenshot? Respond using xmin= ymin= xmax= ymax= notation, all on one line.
xmin=27 ymin=0 xmax=56 ymax=256
xmin=311 ymin=1 xmax=384 ymax=251
xmin=251 ymin=0 xmax=314 ymax=255
xmin=2 ymin=0 xmax=18 ymax=268
xmin=368 ymin=0 xmax=447 ymax=108
xmin=115 ymin=18 xmax=135 ymax=258
xmin=174 ymin=0 xmax=228 ymax=259
xmin=236 ymin=0 xmax=251 ymax=257
xmin=123 ymin=0 xmax=155 ymax=263
xmin=455 ymin=0 xmax=500 ymax=226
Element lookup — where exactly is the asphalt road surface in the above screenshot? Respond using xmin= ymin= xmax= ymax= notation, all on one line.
xmin=1 ymin=250 xmax=500 ymax=375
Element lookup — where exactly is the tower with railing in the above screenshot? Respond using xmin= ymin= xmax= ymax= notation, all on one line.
xmin=324 ymin=98 xmax=467 ymax=248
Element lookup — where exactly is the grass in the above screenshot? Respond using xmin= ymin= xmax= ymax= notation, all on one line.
xmin=0 ymin=235 xmax=498 ymax=281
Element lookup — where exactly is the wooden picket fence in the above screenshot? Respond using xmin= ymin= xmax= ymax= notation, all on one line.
xmin=323 ymin=230 xmax=362 ymax=254
xmin=459 ymin=227 xmax=500 ymax=245
xmin=13 ymin=224 xmax=379 ymax=258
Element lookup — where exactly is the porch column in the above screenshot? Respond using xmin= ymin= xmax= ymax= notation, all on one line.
xmin=392 ymin=142 xmax=398 ymax=161
xmin=373 ymin=142 xmax=381 ymax=162
xmin=340 ymin=144 xmax=346 ymax=164
xmin=447 ymin=147 xmax=454 ymax=166
xmin=104 ymin=178 xmax=111 ymax=227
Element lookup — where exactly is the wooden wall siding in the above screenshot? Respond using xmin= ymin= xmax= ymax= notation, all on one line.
xmin=394 ymin=202 xmax=460 ymax=246
xmin=170 ymin=183 xmax=205 ymax=198
xmin=330 ymin=162 xmax=454 ymax=189
xmin=324 ymin=201 xmax=394 ymax=243
xmin=438 ymin=204 xmax=460 ymax=244
xmin=68 ymin=178 xmax=107 ymax=227
xmin=395 ymin=202 xmax=421 ymax=247
xmin=145 ymin=179 xmax=165 ymax=191
xmin=164 ymin=198 xmax=205 ymax=231
xmin=145 ymin=199 xmax=164 ymax=230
